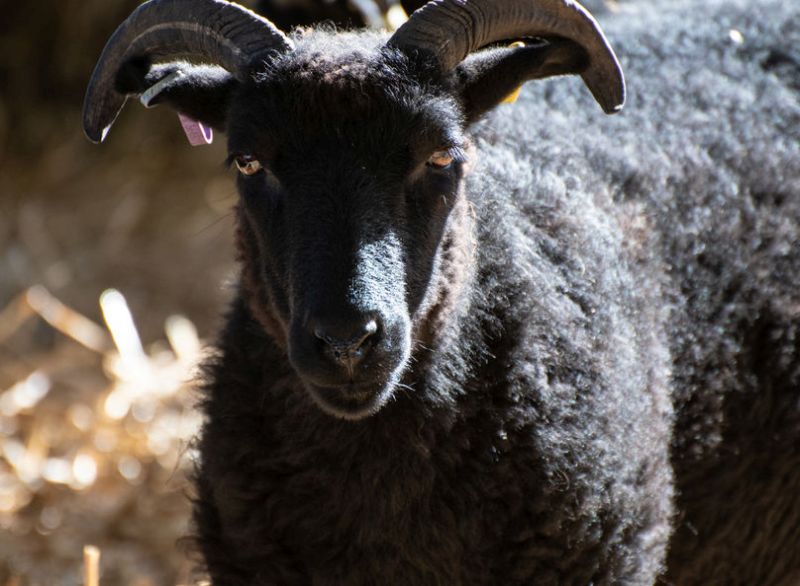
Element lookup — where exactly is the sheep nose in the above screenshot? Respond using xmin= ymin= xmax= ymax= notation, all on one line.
xmin=313 ymin=318 xmax=379 ymax=370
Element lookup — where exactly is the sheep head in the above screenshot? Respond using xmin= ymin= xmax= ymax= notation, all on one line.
xmin=83 ymin=0 xmax=623 ymax=420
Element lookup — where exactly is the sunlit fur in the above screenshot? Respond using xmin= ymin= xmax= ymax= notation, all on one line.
xmin=111 ymin=0 xmax=800 ymax=583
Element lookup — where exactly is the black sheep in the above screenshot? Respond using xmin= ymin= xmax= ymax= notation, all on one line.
xmin=82 ymin=0 xmax=800 ymax=583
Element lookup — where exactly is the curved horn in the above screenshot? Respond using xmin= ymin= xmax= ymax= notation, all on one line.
xmin=387 ymin=0 xmax=624 ymax=113
xmin=83 ymin=0 xmax=293 ymax=143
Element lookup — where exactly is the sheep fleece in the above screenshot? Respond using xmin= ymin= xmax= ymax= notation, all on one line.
xmin=194 ymin=0 xmax=800 ymax=584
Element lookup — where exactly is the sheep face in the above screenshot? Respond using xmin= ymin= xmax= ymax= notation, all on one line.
xmin=229 ymin=45 xmax=469 ymax=419
xmin=83 ymin=0 xmax=623 ymax=419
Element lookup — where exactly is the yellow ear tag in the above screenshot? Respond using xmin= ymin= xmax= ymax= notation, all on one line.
xmin=501 ymin=42 xmax=526 ymax=104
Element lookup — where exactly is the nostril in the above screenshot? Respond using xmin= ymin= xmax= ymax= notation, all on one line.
xmin=313 ymin=318 xmax=379 ymax=364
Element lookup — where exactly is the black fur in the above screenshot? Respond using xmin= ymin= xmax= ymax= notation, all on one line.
xmin=105 ymin=0 xmax=800 ymax=583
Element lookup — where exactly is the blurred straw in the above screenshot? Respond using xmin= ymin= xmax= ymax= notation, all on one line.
xmin=99 ymin=289 xmax=147 ymax=364
xmin=1 ymin=283 xmax=205 ymax=582
xmin=0 ymin=286 xmax=111 ymax=352
xmin=165 ymin=315 xmax=201 ymax=365
xmin=384 ymin=3 xmax=408 ymax=30
xmin=83 ymin=545 xmax=100 ymax=586
xmin=0 ymin=292 xmax=34 ymax=345
xmin=349 ymin=0 xmax=384 ymax=28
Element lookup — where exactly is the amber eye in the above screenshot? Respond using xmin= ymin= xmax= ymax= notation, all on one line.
xmin=427 ymin=149 xmax=455 ymax=169
xmin=234 ymin=155 xmax=263 ymax=176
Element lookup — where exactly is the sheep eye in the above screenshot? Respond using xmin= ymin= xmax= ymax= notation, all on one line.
xmin=234 ymin=155 xmax=263 ymax=176
xmin=427 ymin=150 xmax=455 ymax=169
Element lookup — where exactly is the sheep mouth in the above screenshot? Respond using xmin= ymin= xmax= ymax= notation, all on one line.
xmin=304 ymin=380 xmax=396 ymax=420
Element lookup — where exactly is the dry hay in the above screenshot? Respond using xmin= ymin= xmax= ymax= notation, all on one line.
xmin=0 ymin=286 xmax=211 ymax=585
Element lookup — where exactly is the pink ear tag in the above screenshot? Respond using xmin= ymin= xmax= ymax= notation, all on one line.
xmin=177 ymin=112 xmax=213 ymax=146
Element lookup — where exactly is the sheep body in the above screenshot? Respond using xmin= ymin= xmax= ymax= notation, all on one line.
xmin=95 ymin=0 xmax=800 ymax=583
xmin=196 ymin=31 xmax=675 ymax=583
xmin=489 ymin=0 xmax=800 ymax=579
xmin=590 ymin=3 xmax=800 ymax=582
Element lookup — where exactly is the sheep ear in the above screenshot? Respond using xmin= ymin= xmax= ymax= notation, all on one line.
xmin=455 ymin=38 xmax=589 ymax=125
xmin=115 ymin=58 xmax=238 ymax=132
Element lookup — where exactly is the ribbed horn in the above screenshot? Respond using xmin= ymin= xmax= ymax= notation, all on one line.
xmin=387 ymin=0 xmax=625 ymax=113
xmin=83 ymin=0 xmax=293 ymax=143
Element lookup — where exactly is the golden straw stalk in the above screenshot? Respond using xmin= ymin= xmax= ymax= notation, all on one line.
xmin=83 ymin=545 xmax=100 ymax=586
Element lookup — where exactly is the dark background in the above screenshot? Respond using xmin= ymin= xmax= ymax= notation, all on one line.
xmin=0 ymin=0 xmax=238 ymax=341
xmin=1 ymin=1 xmax=239 ymax=584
